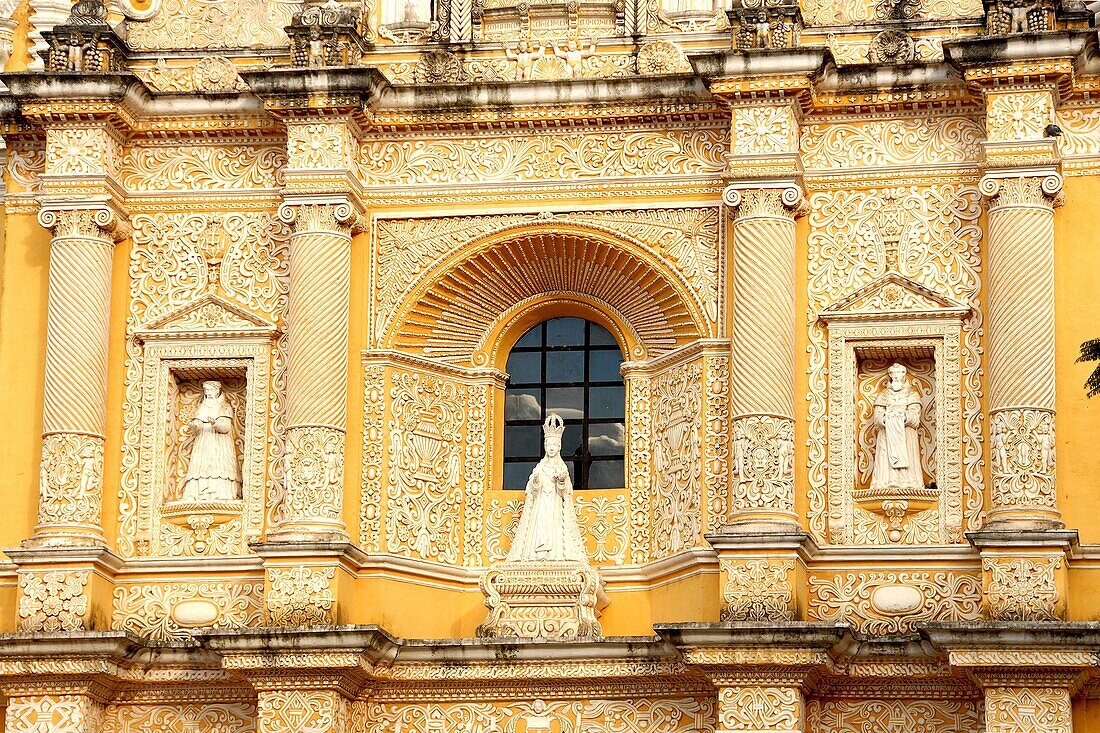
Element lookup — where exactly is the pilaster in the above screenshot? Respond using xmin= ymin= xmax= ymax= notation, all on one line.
xmin=691 ymin=49 xmax=822 ymax=536
xmin=0 ymin=72 xmax=141 ymax=558
xmin=209 ymin=628 xmax=396 ymax=733
xmin=691 ymin=49 xmax=824 ymax=623
xmin=3 ymin=683 xmax=108 ymax=733
xmin=926 ymin=623 xmax=1093 ymax=733
xmin=661 ymin=623 xmax=843 ymax=733
xmin=945 ymin=32 xmax=1089 ymax=622
xmin=240 ymin=68 xmax=381 ymax=545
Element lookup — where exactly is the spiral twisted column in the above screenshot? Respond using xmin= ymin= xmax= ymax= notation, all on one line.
xmin=722 ymin=184 xmax=805 ymax=532
xmin=28 ymin=205 xmax=128 ymax=548
xmin=980 ymin=173 xmax=1063 ymax=530
xmin=270 ymin=199 xmax=363 ymax=542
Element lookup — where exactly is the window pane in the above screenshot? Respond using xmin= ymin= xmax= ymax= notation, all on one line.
xmin=503 ymin=316 xmax=625 ymax=491
xmin=506 ymin=351 xmax=541 ymax=385
xmin=505 ymin=389 xmax=542 ymax=421
xmin=546 ymin=317 xmax=584 ymax=346
xmin=564 ymin=460 xmax=577 ymax=485
xmin=546 ymin=350 xmax=584 ymax=383
xmin=514 ymin=324 xmax=542 ymax=348
xmin=589 ymin=323 xmax=617 ymax=345
xmin=504 ymin=425 xmax=541 ymax=458
xmin=546 ymin=387 xmax=584 ymax=420
xmin=588 ymin=423 xmax=625 ymax=456
xmin=504 ymin=461 xmax=536 ymax=490
xmin=562 ymin=423 xmax=583 ymax=459
xmin=588 ymin=460 xmax=624 ymax=489
xmin=588 ymin=350 xmax=622 ymax=382
xmin=589 ymin=385 xmax=625 ymax=419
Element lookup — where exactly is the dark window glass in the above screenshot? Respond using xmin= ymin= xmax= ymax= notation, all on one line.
xmin=503 ymin=317 xmax=626 ymax=490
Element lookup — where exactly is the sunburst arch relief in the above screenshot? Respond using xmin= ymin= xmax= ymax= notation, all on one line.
xmin=385 ymin=222 xmax=711 ymax=366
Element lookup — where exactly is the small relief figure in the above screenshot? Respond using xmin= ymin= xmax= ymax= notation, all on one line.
xmin=78 ymin=443 xmax=98 ymax=495
xmin=506 ymin=40 xmax=545 ymax=81
xmin=777 ymin=430 xmax=793 ymax=480
xmin=507 ymin=414 xmax=588 ymax=562
xmin=733 ymin=423 xmax=746 ymax=479
xmin=870 ymin=363 xmax=924 ymax=492
xmin=990 ymin=420 xmax=1009 ymax=475
xmin=1038 ymin=421 xmax=1054 ymax=475
xmin=323 ymin=433 xmax=343 ymax=487
xmin=307 ymin=27 xmax=326 ymax=68
xmin=552 ymin=38 xmax=596 ymax=79
xmin=180 ymin=380 xmax=241 ymax=502
xmin=751 ymin=10 xmax=771 ymax=48
xmin=403 ymin=0 xmax=422 ymax=22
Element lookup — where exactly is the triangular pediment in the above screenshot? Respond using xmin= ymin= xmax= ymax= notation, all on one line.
xmin=138 ymin=292 xmax=276 ymax=336
xmin=822 ymin=271 xmax=968 ymax=320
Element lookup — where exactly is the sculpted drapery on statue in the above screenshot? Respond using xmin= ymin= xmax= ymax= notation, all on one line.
xmin=180 ymin=380 xmax=241 ymax=502
xmin=479 ymin=413 xmax=606 ymax=638
xmin=506 ymin=414 xmax=588 ymax=563
xmin=871 ymin=363 xmax=924 ymax=493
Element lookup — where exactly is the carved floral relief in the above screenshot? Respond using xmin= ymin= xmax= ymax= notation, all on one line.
xmin=386 ymin=371 xmax=468 ymax=564
xmin=650 ymin=360 xmax=703 ymax=558
xmin=358 ymin=126 xmax=727 ymax=187
xmin=125 ymin=0 xmax=297 ymax=49
xmin=119 ymin=144 xmax=286 ymax=192
xmin=352 ymin=698 xmax=715 ymax=733
xmin=112 ymin=581 xmax=263 ymax=640
xmin=806 ymin=699 xmax=981 ymax=733
xmin=808 ymin=570 xmax=982 ymax=634
xmin=103 ymin=702 xmax=256 ymax=733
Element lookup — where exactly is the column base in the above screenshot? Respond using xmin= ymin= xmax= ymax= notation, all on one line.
xmin=967 ymin=529 xmax=1077 ymax=621
xmin=253 ymin=541 xmax=366 ymax=627
xmin=5 ymin=546 xmax=122 ymax=633
xmin=707 ymin=529 xmax=816 ymax=621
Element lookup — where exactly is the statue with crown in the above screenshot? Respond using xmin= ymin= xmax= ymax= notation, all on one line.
xmin=478 ymin=414 xmax=609 ymax=639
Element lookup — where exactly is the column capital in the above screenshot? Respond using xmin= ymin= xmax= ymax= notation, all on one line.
xmin=979 ymin=170 xmax=1064 ymax=207
xmin=37 ymin=199 xmax=131 ymax=242
xmin=278 ymin=195 xmax=367 ymax=235
xmin=723 ymin=182 xmax=807 ymax=218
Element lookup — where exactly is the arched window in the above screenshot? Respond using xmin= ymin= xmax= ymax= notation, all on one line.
xmin=503 ymin=317 xmax=625 ymax=490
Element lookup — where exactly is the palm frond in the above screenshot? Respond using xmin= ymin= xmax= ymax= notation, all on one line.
xmin=1079 ymin=338 xmax=1100 ymax=398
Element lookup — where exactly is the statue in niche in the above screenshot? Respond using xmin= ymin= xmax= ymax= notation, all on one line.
xmin=180 ymin=380 xmax=241 ymax=502
xmin=507 ymin=414 xmax=588 ymax=562
xmin=382 ymin=0 xmax=430 ymax=24
xmin=664 ymin=0 xmax=713 ymax=13
xmin=870 ymin=363 xmax=924 ymax=492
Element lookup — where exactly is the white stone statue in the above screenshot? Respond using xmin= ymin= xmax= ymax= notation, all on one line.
xmin=180 ymin=380 xmax=241 ymax=502
xmin=870 ymin=363 xmax=924 ymax=492
xmin=507 ymin=414 xmax=588 ymax=562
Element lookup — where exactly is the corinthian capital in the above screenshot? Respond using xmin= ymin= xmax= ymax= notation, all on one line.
xmin=723 ymin=183 xmax=807 ymax=219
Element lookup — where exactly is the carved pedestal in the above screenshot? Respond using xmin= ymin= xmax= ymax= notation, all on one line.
xmin=477 ymin=561 xmax=608 ymax=639
xmin=710 ymin=532 xmax=814 ymax=622
xmin=969 ymin=530 xmax=1075 ymax=621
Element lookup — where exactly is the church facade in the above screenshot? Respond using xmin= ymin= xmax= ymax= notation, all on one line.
xmin=0 ymin=0 xmax=1100 ymax=728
